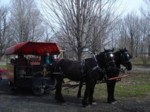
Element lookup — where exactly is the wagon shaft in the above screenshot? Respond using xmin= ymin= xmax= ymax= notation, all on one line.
xmin=108 ymin=74 xmax=128 ymax=81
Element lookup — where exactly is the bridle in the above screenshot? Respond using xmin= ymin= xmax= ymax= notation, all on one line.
xmin=104 ymin=51 xmax=116 ymax=68
xmin=90 ymin=51 xmax=116 ymax=74
xmin=120 ymin=51 xmax=131 ymax=65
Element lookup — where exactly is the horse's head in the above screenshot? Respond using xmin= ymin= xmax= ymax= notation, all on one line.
xmin=115 ymin=48 xmax=132 ymax=70
xmin=96 ymin=48 xmax=117 ymax=76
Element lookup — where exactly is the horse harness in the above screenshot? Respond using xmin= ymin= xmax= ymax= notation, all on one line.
xmin=80 ymin=55 xmax=106 ymax=81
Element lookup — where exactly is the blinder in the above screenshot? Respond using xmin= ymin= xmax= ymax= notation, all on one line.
xmin=120 ymin=52 xmax=131 ymax=64
xmin=104 ymin=52 xmax=116 ymax=68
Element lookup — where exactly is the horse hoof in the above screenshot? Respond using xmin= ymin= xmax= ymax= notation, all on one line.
xmin=56 ymin=100 xmax=66 ymax=104
xmin=61 ymin=102 xmax=67 ymax=106
xmin=56 ymin=101 xmax=66 ymax=105
xmin=83 ymin=104 xmax=91 ymax=108
xmin=77 ymin=96 xmax=81 ymax=99
xmin=77 ymin=94 xmax=81 ymax=98
xmin=82 ymin=101 xmax=88 ymax=107
xmin=111 ymin=100 xmax=117 ymax=104
xmin=78 ymin=97 xmax=82 ymax=100
xmin=82 ymin=105 xmax=91 ymax=108
xmin=92 ymin=101 xmax=97 ymax=105
xmin=108 ymin=99 xmax=117 ymax=104
xmin=86 ymin=105 xmax=92 ymax=108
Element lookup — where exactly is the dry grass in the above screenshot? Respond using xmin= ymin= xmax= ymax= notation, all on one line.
xmin=62 ymin=71 xmax=150 ymax=100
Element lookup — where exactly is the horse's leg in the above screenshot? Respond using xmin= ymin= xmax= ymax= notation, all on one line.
xmin=77 ymin=78 xmax=84 ymax=98
xmin=55 ymin=75 xmax=65 ymax=103
xmin=82 ymin=81 xmax=90 ymax=107
xmin=49 ymin=65 xmax=55 ymax=85
xmin=106 ymin=81 xmax=117 ymax=104
xmin=88 ymin=80 xmax=96 ymax=105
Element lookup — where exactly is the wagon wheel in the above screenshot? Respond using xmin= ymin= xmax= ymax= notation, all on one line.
xmin=32 ymin=77 xmax=45 ymax=96
xmin=7 ymin=80 xmax=17 ymax=94
xmin=32 ymin=86 xmax=44 ymax=96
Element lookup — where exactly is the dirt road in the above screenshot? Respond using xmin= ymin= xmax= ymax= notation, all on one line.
xmin=0 ymin=79 xmax=150 ymax=112
xmin=132 ymin=65 xmax=150 ymax=72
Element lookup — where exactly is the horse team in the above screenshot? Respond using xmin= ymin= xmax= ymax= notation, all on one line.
xmin=50 ymin=48 xmax=132 ymax=107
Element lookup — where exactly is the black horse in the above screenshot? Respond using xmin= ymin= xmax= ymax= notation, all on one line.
xmin=77 ymin=48 xmax=132 ymax=104
xmin=106 ymin=48 xmax=132 ymax=103
xmin=54 ymin=49 xmax=117 ymax=107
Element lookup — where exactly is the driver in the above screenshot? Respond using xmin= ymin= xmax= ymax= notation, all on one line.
xmin=41 ymin=50 xmax=54 ymax=66
xmin=41 ymin=50 xmax=55 ymax=84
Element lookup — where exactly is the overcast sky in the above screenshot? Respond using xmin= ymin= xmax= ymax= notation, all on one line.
xmin=118 ymin=0 xmax=144 ymax=14
xmin=0 ymin=0 xmax=145 ymax=15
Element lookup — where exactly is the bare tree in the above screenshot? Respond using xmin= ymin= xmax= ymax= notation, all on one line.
xmin=0 ymin=6 xmax=11 ymax=59
xmin=43 ymin=0 xmax=119 ymax=60
xmin=88 ymin=0 xmax=120 ymax=53
xmin=10 ymin=0 xmax=44 ymax=43
xmin=117 ymin=19 xmax=129 ymax=49
xmin=141 ymin=0 xmax=150 ymax=58
xmin=142 ymin=0 xmax=150 ymax=20
xmin=122 ymin=13 xmax=141 ymax=57
xmin=138 ymin=17 xmax=150 ymax=65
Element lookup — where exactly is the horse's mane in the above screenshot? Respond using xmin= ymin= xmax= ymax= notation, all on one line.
xmin=96 ymin=50 xmax=111 ymax=68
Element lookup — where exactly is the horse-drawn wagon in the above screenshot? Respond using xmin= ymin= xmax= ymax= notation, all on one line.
xmin=4 ymin=41 xmax=61 ymax=95
xmin=4 ymin=42 xmax=132 ymax=107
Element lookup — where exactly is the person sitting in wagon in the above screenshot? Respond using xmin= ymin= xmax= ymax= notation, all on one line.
xmin=41 ymin=50 xmax=55 ymax=84
xmin=41 ymin=50 xmax=54 ymax=66
xmin=45 ymin=51 xmax=53 ymax=65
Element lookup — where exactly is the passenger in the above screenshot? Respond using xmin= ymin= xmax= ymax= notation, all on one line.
xmin=45 ymin=52 xmax=52 ymax=65
xmin=41 ymin=50 xmax=54 ymax=66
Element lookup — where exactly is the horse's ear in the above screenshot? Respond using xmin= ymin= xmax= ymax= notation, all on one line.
xmin=104 ymin=48 xmax=106 ymax=51
xmin=130 ymin=54 xmax=133 ymax=58
xmin=112 ymin=48 xmax=114 ymax=52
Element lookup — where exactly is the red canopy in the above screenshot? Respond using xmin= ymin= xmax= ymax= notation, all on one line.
xmin=5 ymin=41 xmax=60 ymax=56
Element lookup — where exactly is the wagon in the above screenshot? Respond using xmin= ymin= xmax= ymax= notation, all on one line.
xmin=5 ymin=41 xmax=61 ymax=95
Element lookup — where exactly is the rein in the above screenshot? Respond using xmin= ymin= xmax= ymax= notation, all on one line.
xmin=108 ymin=68 xmax=128 ymax=81
xmin=63 ymin=68 xmax=129 ymax=91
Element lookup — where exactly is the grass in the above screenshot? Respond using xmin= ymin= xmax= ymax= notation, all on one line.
xmin=115 ymin=73 xmax=150 ymax=97
xmin=62 ymin=72 xmax=150 ymax=100
xmin=0 ymin=65 xmax=6 ymax=69
xmin=132 ymin=57 xmax=150 ymax=66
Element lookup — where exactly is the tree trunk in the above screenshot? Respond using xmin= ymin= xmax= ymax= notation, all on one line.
xmin=148 ymin=43 xmax=150 ymax=58
xmin=130 ymin=34 xmax=134 ymax=57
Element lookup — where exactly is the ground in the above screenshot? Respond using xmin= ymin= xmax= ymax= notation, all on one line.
xmin=0 ymin=65 xmax=150 ymax=112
